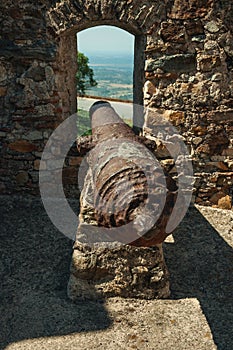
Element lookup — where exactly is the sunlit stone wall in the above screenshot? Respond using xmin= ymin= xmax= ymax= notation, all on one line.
xmin=0 ymin=0 xmax=232 ymax=209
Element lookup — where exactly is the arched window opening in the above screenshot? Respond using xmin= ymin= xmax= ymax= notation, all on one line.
xmin=76 ymin=26 xmax=140 ymax=133
xmin=74 ymin=25 xmax=145 ymax=135
xmin=77 ymin=26 xmax=134 ymax=101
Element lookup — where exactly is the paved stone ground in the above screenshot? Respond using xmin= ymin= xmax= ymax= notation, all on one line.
xmin=0 ymin=196 xmax=232 ymax=350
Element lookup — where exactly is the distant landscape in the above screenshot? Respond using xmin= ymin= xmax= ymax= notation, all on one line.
xmin=84 ymin=53 xmax=134 ymax=101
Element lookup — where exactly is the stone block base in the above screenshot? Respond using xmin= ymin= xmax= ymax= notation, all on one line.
xmin=67 ymin=242 xmax=170 ymax=301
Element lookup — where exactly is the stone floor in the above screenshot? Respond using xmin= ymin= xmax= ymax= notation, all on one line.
xmin=0 ymin=196 xmax=232 ymax=350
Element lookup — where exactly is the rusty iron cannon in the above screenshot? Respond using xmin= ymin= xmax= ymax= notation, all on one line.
xmin=68 ymin=101 xmax=179 ymax=300
xmin=76 ymin=100 xmax=178 ymax=247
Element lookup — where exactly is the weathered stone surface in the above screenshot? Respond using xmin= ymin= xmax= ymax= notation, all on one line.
xmin=197 ymin=55 xmax=221 ymax=72
xmin=206 ymin=162 xmax=228 ymax=171
xmin=0 ymin=87 xmax=7 ymax=96
xmin=168 ymin=0 xmax=213 ymax=19
xmin=205 ymin=20 xmax=221 ymax=34
xmin=192 ymin=136 xmax=202 ymax=145
xmin=208 ymin=110 xmax=233 ymax=122
xmin=24 ymin=130 xmax=44 ymax=141
xmin=144 ymin=80 xmax=156 ymax=96
xmin=8 ymin=140 xmax=37 ymax=153
xmin=68 ymin=243 xmax=170 ymax=300
xmin=62 ymin=166 xmax=78 ymax=185
xmin=0 ymin=0 xmax=232 ymax=206
xmin=222 ymin=148 xmax=233 ymax=157
xmin=34 ymin=159 xmax=46 ymax=171
xmin=15 ymin=171 xmax=29 ymax=185
xmin=145 ymin=54 xmax=196 ymax=73
xmin=218 ymin=195 xmax=232 ymax=210
xmin=0 ymin=63 xmax=8 ymax=82
xmin=209 ymin=191 xmax=226 ymax=205
xmin=68 ymin=156 xmax=82 ymax=166
xmin=163 ymin=110 xmax=185 ymax=126
xmin=185 ymin=19 xmax=204 ymax=36
xmin=160 ymin=22 xmax=186 ymax=43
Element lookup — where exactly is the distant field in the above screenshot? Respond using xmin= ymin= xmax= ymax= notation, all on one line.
xmin=85 ymin=54 xmax=133 ymax=101
xmin=110 ymin=83 xmax=132 ymax=89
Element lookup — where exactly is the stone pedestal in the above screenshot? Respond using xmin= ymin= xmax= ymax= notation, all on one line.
xmin=67 ymin=241 xmax=170 ymax=301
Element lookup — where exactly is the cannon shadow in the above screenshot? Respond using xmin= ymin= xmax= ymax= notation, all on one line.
xmin=0 ymin=197 xmax=232 ymax=350
xmin=163 ymin=206 xmax=233 ymax=350
xmin=0 ymin=196 xmax=112 ymax=350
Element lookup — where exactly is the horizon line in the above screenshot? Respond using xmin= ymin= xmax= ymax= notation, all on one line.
xmin=78 ymin=51 xmax=133 ymax=55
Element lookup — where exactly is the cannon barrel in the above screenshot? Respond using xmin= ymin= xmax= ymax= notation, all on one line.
xmin=81 ymin=101 xmax=178 ymax=246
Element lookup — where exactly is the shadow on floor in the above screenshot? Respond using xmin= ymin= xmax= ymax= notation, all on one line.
xmin=0 ymin=196 xmax=112 ymax=350
xmin=0 ymin=197 xmax=232 ymax=350
xmin=163 ymin=206 xmax=233 ymax=350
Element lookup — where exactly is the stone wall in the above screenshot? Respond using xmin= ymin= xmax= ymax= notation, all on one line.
xmin=0 ymin=0 xmax=232 ymax=209
xmin=143 ymin=0 xmax=233 ymax=209
xmin=0 ymin=1 xmax=78 ymax=195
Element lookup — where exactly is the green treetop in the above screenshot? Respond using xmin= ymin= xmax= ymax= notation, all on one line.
xmin=76 ymin=52 xmax=97 ymax=96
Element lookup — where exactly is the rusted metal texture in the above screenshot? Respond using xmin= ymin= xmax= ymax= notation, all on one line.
xmin=82 ymin=101 xmax=178 ymax=246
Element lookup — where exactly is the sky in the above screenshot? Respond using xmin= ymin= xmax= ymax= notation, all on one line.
xmin=77 ymin=26 xmax=134 ymax=56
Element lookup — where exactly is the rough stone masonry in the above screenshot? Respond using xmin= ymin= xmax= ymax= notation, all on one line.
xmin=0 ymin=0 xmax=232 ymax=210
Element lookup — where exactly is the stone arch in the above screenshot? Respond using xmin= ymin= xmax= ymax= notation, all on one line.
xmin=46 ymin=0 xmax=166 ymax=126
xmin=47 ymin=0 xmax=164 ymax=36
